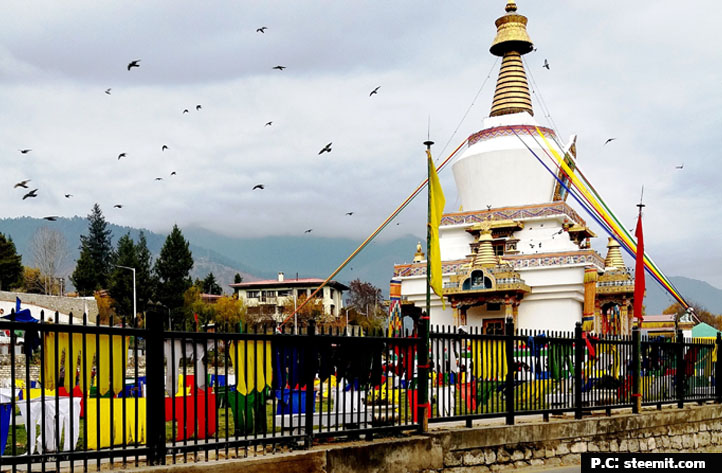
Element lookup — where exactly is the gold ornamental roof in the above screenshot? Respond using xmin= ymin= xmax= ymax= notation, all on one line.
xmin=604 ymin=237 xmax=626 ymax=269
xmin=489 ymin=1 xmax=534 ymax=117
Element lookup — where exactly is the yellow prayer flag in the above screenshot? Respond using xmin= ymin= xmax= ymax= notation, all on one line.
xmin=427 ymin=150 xmax=446 ymax=308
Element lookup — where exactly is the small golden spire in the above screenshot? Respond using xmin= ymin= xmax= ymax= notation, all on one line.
xmin=489 ymin=1 xmax=534 ymax=117
xmin=472 ymin=230 xmax=498 ymax=268
xmin=413 ymin=241 xmax=425 ymax=263
xmin=604 ymin=237 xmax=626 ymax=270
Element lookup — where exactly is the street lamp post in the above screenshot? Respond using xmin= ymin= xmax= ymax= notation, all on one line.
xmin=114 ymin=264 xmax=136 ymax=323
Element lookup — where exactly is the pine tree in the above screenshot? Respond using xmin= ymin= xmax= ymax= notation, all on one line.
xmin=0 ymin=233 xmax=23 ymax=291
xmin=202 ymin=272 xmax=223 ymax=295
xmin=108 ymin=233 xmax=137 ymax=319
xmin=154 ymin=225 xmax=193 ymax=328
xmin=70 ymin=204 xmax=113 ymax=296
xmin=135 ymin=232 xmax=154 ymax=315
xmin=234 ymin=273 xmax=243 ymax=284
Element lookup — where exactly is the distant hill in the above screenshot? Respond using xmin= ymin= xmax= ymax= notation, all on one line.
xmin=645 ymin=274 xmax=722 ymax=315
xmin=3 ymin=217 xmax=718 ymax=309
xmin=0 ymin=217 xmax=421 ymax=295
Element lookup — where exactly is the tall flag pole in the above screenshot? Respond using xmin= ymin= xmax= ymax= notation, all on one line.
xmin=633 ymin=189 xmax=645 ymax=324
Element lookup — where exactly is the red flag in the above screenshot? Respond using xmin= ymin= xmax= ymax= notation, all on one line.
xmin=194 ymin=312 xmax=199 ymax=331
xmin=633 ymin=212 xmax=645 ymax=321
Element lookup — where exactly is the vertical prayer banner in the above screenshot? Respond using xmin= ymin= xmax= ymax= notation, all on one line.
xmin=427 ymin=150 xmax=446 ymax=308
xmin=633 ymin=211 xmax=645 ymax=321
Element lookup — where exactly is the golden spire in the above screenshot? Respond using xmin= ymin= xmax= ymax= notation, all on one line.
xmin=604 ymin=237 xmax=626 ymax=270
xmin=472 ymin=230 xmax=498 ymax=268
xmin=489 ymin=1 xmax=534 ymax=117
xmin=413 ymin=241 xmax=425 ymax=263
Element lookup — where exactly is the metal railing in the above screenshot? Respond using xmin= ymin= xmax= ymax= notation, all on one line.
xmin=0 ymin=309 xmax=720 ymax=472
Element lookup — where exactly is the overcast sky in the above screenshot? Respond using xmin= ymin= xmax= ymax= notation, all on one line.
xmin=2 ymin=0 xmax=721 ymax=289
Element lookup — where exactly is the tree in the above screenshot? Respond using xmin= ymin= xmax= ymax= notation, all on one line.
xmin=213 ymin=295 xmax=246 ymax=332
xmin=22 ymin=267 xmax=45 ymax=294
xmin=182 ymin=285 xmax=215 ymax=331
xmin=279 ymin=293 xmax=326 ymax=328
xmin=134 ymin=232 xmax=155 ymax=314
xmin=154 ymin=225 xmax=194 ymax=329
xmin=30 ymin=226 xmax=69 ymax=295
xmin=234 ymin=273 xmax=243 ymax=284
xmin=0 ymin=233 xmax=23 ymax=291
xmin=202 ymin=272 xmax=222 ymax=295
xmin=663 ymin=302 xmax=722 ymax=331
xmin=70 ymin=204 xmax=113 ymax=295
xmin=346 ymin=279 xmax=384 ymax=317
xmin=108 ymin=233 xmax=137 ymax=320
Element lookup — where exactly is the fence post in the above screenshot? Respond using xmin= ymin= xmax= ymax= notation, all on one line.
xmin=574 ymin=322 xmax=583 ymax=420
xmin=146 ymin=305 xmax=167 ymax=464
xmin=304 ymin=319 xmax=317 ymax=448
xmin=632 ymin=326 xmax=641 ymax=413
xmin=505 ymin=317 xmax=515 ymax=426
xmin=676 ymin=329 xmax=685 ymax=409
xmin=417 ymin=311 xmax=430 ymax=433
xmin=714 ymin=332 xmax=722 ymax=404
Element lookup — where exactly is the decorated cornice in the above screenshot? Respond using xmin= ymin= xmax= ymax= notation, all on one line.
xmin=441 ymin=201 xmax=586 ymax=228
xmin=467 ymin=124 xmax=556 ymax=147
xmin=394 ymin=249 xmax=604 ymax=277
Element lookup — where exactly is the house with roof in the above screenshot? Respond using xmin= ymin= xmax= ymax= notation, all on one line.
xmin=229 ymin=272 xmax=348 ymax=322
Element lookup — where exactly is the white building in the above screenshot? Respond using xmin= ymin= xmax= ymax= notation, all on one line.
xmin=392 ymin=1 xmax=636 ymax=334
xmin=230 ymin=272 xmax=347 ymax=322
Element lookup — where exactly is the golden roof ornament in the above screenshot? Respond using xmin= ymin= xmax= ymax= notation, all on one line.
xmin=413 ymin=241 xmax=425 ymax=263
xmin=472 ymin=230 xmax=498 ymax=268
xmin=604 ymin=237 xmax=626 ymax=270
xmin=489 ymin=0 xmax=534 ymax=117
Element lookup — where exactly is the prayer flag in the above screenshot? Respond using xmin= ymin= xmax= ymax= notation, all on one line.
xmin=427 ymin=150 xmax=445 ymax=307
xmin=633 ymin=211 xmax=645 ymax=321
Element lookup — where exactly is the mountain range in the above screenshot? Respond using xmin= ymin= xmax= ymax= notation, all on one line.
xmin=1 ymin=217 xmax=720 ymax=314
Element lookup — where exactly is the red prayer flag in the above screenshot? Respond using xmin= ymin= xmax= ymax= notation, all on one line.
xmin=633 ymin=212 xmax=645 ymax=321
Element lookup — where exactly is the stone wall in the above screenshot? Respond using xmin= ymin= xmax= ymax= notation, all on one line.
xmin=432 ymin=404 xmax=722 ymax=471
xmin=101 ymin=404 xmax=722 ymax=473
xmin=0 ymin=290 xmax=98 ymax=322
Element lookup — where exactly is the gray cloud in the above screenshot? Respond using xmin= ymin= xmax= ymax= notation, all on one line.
xmin=2 ymin=0 xmax=721 ymax=290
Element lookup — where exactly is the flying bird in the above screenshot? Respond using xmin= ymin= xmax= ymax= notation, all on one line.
xmin=319 ymin=142 xmax=332 ymax=155
xmin=154 ymin=177 xmax=163 ymax=181
xmin=127 ymin=59 xmax=141 ymax=71
xmin=675 ymin=163 xmax=684 ymax=169
xmin=118 ymin=152 xmax=126 ymax=160
xmin=162 ymin=145 xmax=169 ymax=151
xmin=113 ymin=204 xmax=123 ymax=208
xmin=105 ymin=88 xmax=112 ymax=95
xmin=604 ymin=138 xmax=616 ymax=146
xmin=64 ymin=194 xmax=73 ymax=198
xmin=369 ymin=86 xmax=381 ymax=97
xmin=304 ymin=229 xmax=313 ymax=234
xmin=43 ymin=216 xmax=58 ymax=222
xmin=272 ymin=65 xmax=286 ymax=70
xmin=196 ymin=105 xmax=202 ymax=111
xmin=183 ymin=109 xmax=189 ymax=114
xmin=345 ymin=212 xmax=354 ymax=216
xmin=265 ymin=121 xmax=273 ymax=127
xmin=14 ymin=179 xmax=31 ymax=188
xmin=170 ymin=171 xmax=176 ymax=176
xmin=256 ymin=27 xmax=268 ymax=33
xmin=19 ymin=149 xmax=31 ymax=154
xmin=22 ymin=189 xmax=38 ymax=200
xmin=543 ymin=59 xmax=550 ymax=70
xmin=252 ymin=184 xmax=265 ymax=190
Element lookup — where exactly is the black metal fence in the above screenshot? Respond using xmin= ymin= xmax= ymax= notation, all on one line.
xmin=0 ymin=310 xmax=720 ymax=472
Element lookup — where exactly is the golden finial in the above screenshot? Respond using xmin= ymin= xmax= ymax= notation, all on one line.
xmin=489 ymin=1 xmax=534 ymax=117
xmin=604 ymin=237 xmax=626 ymax=270
xmin=413 ymin=241 xmax=425 ymax=263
